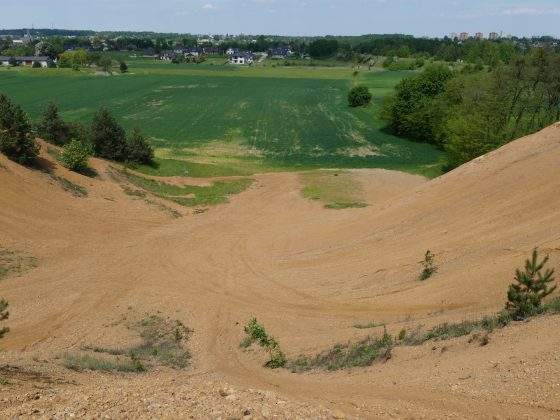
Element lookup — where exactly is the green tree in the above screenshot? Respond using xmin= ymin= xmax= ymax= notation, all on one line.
xmin=348 ymin=85 xmax=372 ymax=107
xmin=119 ymin=61 xmax=128 ymax=73
xmin=0 ymin=94 xmax=38 ymax=165
xmin=90 ymin=108 xmax=127 ymax=161
xmin=126 ymin=128 xmax=154 ymax=164
xmin=37 ymin=102 xmax=69 ymax=145
xmin=381 ymin=65 xmax=453 ymax=146
xmin=99 ymin=55 xmax=113 ymax=73
xmin=506 ymin=249 xmax=557 ymax=320
xmin=59 ymin=139 xmax=92 ymax=173
xmin=0 ymin=299 xmax=8 ymax=339
xmin=308 ymin=39 xmax=339 ymax=58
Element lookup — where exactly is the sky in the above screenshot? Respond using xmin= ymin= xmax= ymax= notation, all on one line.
xmin=2 ymin=0 xmax=560 ymax=37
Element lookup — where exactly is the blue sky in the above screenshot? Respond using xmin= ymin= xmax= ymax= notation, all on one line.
xmin=3 ymin=0 xmax=560 ymax=37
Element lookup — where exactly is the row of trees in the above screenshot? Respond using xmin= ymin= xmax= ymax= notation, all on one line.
xmin=0 ymin=94 xmax=153 ymax=169
xmin=381 ymin=48 xmax=560 ymax=168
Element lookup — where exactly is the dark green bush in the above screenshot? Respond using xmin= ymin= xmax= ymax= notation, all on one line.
xmin=348 ymin=85 xmax=372 ymax=107
xmin=0 ymin=299 xmax=8 ymax=339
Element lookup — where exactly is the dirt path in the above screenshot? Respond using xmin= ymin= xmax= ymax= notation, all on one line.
xmin=1 ymin=126 xmax=560 ymax=418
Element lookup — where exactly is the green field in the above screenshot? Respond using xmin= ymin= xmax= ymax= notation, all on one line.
xmin=0 ymin=59 xmax=443 ymax=177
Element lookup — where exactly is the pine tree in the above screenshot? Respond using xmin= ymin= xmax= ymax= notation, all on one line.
xmin=126 ymin=128 xmax=154 ymax=164
xmin=0 ymin=299 xmax=8 ymax=339
xmin=90 ymin=107 xmax=127 ymax=161
xmin=0 ymin=94 xmax=38 ymax=165
xmin=506 ymin=248 xmax=557 ymax=319
xmin=37 ymin=102 xmax=69 ymax=145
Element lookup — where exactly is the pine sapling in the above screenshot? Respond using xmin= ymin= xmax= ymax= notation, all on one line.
xmin=419 ymin=250 xmax=437 ymax=281
xmin=506 ymin=248 xmax=557 ymax=319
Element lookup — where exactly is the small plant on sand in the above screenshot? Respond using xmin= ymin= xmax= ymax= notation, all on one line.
xmin=0 ymin=299 xmax=8 ymax=339
xmin=419 ymin=250 xmax=437 ymax=281
xmin=506 ymin=248 xmax=557 ymax=320
xmin=241 ymin=318 xmax=286 ymax=369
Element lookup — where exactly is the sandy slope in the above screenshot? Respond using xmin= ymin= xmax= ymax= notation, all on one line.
xmin=0 ymin=125 xmax=560 ymax=419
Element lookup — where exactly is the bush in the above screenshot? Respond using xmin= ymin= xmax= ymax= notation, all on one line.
xmin=120 ymin=61 xmax=128 ymax=73
xmin=348 ymin=85 xmax=372 ymax=107
xmin=90 ymin=107 xmax=127 ymax=161
xmin=59 ymin=139 xmax=92 ymax=173
xmin=0 ymin=299 xmax=8 ymax=339
xmin=126 ymin=128 xmax=154 ymax=164
xmin=36 ymin=102 xmax=69 ymax=145
xmin=32 ymin=61 xmax=42 ymax=68
xmin=506 ymin=248 xmax=557 ymax=320
xmin=0 ymin=94 xmax=38 ymax=165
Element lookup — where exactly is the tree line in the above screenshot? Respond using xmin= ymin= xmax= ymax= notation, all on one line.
xmin=380 ymin=47 xmax=560 ymax=168
xmin=0 ymin=94 xmax=153 ymax=171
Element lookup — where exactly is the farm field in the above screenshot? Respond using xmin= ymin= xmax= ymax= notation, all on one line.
xmin=0 ymin=60 xmax=443 ymax=177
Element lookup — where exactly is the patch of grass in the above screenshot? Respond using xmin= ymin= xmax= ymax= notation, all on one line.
xmin=0 ymin=377 xmax=9 ymax=385
xmin=62 ymin=353 xmax=145 ymax=373
xmin=289 ymin=330 xmax=393 ymax=372
xmin=64 ymin=314 xmax=191 ymax=373
xmin=241 ymin=318 xmax=286 ymax=369
xmin=48 ymin=174 xmax=87 ymax=197
xmin=353 ymin=321 xmax=383 ymax=329
xmin=129 ymin=315 xmax=191 ymax=369
xmin=120 ymin=169 xmax=252 ymax=207
xmin=0 ymin=248 xmax=37 ymax=281
xmin=301 ymin=170 xmax=367 ymax=209
xmin=325 ymin=202 xmax=368 ymax=209
xmin=144 ymin=199 xmax=183 ymax=218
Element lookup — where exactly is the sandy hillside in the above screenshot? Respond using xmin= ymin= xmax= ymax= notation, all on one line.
xmin=0 ymin=125 xmax=560 ymax=419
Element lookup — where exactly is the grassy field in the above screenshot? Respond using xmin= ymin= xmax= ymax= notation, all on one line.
xmin=0 ymin=58 xmax=444 ymax=177
xmin=300 ymin=170 xmax=368 ymax=209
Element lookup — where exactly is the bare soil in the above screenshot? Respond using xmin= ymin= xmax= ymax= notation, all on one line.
xmin=1 ymin=125 xmax=560 ymax=418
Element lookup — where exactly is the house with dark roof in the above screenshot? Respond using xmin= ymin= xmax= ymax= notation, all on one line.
xmin=229 ymin=52 xmax=254 ymax=65
xmin=267 ymin=46 xmax=293 ymax=59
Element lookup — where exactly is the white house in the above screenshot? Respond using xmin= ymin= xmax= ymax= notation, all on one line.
xmin=0 ymin=56 xmax=51 ymax=67
xmin=229 ymin=52 xmax=254 ymax=65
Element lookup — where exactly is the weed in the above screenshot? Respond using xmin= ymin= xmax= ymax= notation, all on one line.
xmin=419 ymin=250 xmax=437 ymax=281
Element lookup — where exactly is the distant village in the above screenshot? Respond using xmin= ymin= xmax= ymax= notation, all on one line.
xmin=0 ymin=29 xmax=558 ymax=68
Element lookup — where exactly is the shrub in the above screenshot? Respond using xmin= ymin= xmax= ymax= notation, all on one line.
xmin=0 ymin=299 xmax=8 ymax=339
xmin=36 ymin=102 xmax=69 ymax=145
xmin=419 ymin=250 xmax=437 ymax=281
xmin=32 ymin=61 xmax=42 ymax=68
xmin=120 ymin=61 xmax=128 ymax=73
xmin=59 ymin=139 xmax=92 ymax=173
xmin=0 ymin=94 xmax=38 ymax=165
xmin=241 ymin=318 xmax=286 ymax=369
xmin=348 ymin=85 xmax=372 ymax=107
xmin=506 ymin=248 xmax=557 ymax=320
xmin=126 ymin=128 xmax=154 ymax=164
xmin=90 ymin=107 xmax=127 ymax=161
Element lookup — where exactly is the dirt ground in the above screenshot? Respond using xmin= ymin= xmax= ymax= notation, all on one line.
xmin=1 ymin=124 xmax=560 ymax=419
